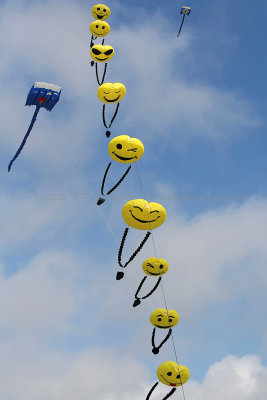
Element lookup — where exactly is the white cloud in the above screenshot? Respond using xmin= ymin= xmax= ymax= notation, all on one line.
xmin=0 ymin=250 xmax=86 ymax=338
xmin=0 ymin=345 xmax=149 ymax=400
xmin=0 ymin=191 xmax=97 ymax=255
xmin=187 ymin=354 xmax=267 ymax=400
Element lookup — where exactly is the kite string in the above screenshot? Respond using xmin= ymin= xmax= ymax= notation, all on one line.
xmin=58 ymin=125 xmax=120 ymax=247
xmin=135 ymin=161 xmax=186 ymax=400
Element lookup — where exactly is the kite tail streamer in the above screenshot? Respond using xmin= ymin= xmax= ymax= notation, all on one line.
xmin=146 ymin=383 xmax=176 ymax=400
xmin=95 ymin=62 xmax=108 ymax=86
xmin=135 ymin=276 xmax=161 ymax=300
xmin=106 ymin=165 xmax=131 ymax=195
xmin=116 ymin=228 xmax=151 ymax=279
xmin=8 ymin=106 xmax=40 ymax=172
xmin=101 ymin=162 xmax=112 ymax=195
xmin=90 ymin=34 xmax=95 ymax=48
xmin=133 ymin=276 xmax=162 ymax=307
xmin=146 ymin=382 xmax=159 ymax=400
xmin=102 ymin=103 xmax=120 ymax=137
xmin=102 ymin=104 xmax=108 ymax=129
xmin=109 ymin=102 xmax=120 ymax=127
xmin=177 ymin=14 xmax=185 ymax=37
xmin=98 ymin=164 xmax=132 ymax=205
xmin=151 ymin=327 xmax=172 ymax=354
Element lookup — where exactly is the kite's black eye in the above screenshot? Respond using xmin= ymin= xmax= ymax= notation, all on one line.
xmin=116 ymin=144 xmax=122 ymax=150
xmin=167 ymin=372 xmax=172 ymax=376
xmin=92 ymin=48 xmax=101 ymax=55
xmin=104 ymin=49 xmax=114 ymax=55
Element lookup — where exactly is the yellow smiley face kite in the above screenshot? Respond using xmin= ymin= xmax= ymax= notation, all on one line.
xmin=97 ymin=83 xmax=126 ymax=104
xmin=122 ymin=199 xmax=166 ymax=230
xmin=90 ymin=45 xmax=114 ymax=62
xmin=108 ymin=135 xmax=144 ymax=164
xmin=157 ymin=362 xmax=190 ymax=387
xmin=150 ymin=309 xmax=179 ymax=329
xmin=142 ymin=257 xmax=168 ymax=276
xmin=91 ymin=4 xmax=111 ymax=20
xmin=90 ymin=20 xmax=110 ymax=37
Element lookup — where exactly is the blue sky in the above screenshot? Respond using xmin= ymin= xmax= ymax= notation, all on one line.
xmin=0 ymin=0 xmax=266 ymax=399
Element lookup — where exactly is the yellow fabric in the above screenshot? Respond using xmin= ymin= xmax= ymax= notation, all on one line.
xmin=91 ymin=4 xmax=111 ymax=20
xmin=142 ymin=257 xmax=168 ymax=276
xmin=122 ymin=199 xmax=166 ymax=230
xmin=97 ymin=83 xmax=126 ymax=104
xmin=90 ymin=45 xmax=114 ymax=62
xmin=157 ymin=362 xmax=190 ymax=386
xmin=150 ymin=309 xmax=179 ymax=328
xmin=108 ymin=135 xmax=144 ymax=164
xmin=90 ymin=20 xmax=110 ymax=37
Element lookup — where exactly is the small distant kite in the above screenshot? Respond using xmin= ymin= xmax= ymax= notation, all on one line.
xmin=8 ymin=82 xmax=61 ymax=172
xmin=177 ymin=6 xmax=191 ymax=37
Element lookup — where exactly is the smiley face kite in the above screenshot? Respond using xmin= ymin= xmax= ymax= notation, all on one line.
xmin=116 ymin=200 xmax=166 ymax=281
xmin=90 ymin=45 xmax=114 ymax=63
xmin=133 ymin=258 xmax=169 ymax=308
xmin=90 ymin=20 xmax=110 ymax=37
xmin=91 ymin=4 xmax=111 ymax=20
xmin=146 ymin=362 xmax=190 ymax=400
xmin=150 ymin=309 xmax=179 ymax=329
xmin=97 ymin=83 xmax=126 ymax=103
xmin=108 ymin=135 xmax=144 ymax=164
xmin=90 ymin=45 xmax=115 ymax=85
xmin=97 ymin=135 xmax=144 ymax=206
xmin=157 ymin=362 xmax=190 ymax=387
xmin=97 ymin=83 xmax=127 ymax=137
xmin=122 ymin=199 xmax=166 ymax=231
xmin=143 ymin=257 xmax=169 ymax=276
xmin=150 ymin=309 xmax=179 ymax=354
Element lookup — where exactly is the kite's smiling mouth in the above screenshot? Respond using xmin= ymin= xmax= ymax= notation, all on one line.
xmin=95 ymin=56 xmax=109 ymax=61
xmin=112 ymin=152 xmax=136 ymax=161
xmin=104 ymin=95 xmax=121 ymax=102
xmin=145 ymin=270 xmax=162 ymax=276
xmin=129 ymin=210 xmax=160 ymax=224
xmin=97 ymin=14 xmax=109 ymax=19
xmin=160 ymin=375 xmax=177 ymax=386
xmin=93 ymin=31 xmax=105 ymax=36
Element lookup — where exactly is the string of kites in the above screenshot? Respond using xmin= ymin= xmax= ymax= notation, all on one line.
xmin=7 ymin=3 xmax=192 ymax=399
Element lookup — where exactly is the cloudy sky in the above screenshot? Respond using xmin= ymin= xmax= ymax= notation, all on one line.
xmin=0 ymin=0 xmax=266 ymax=399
